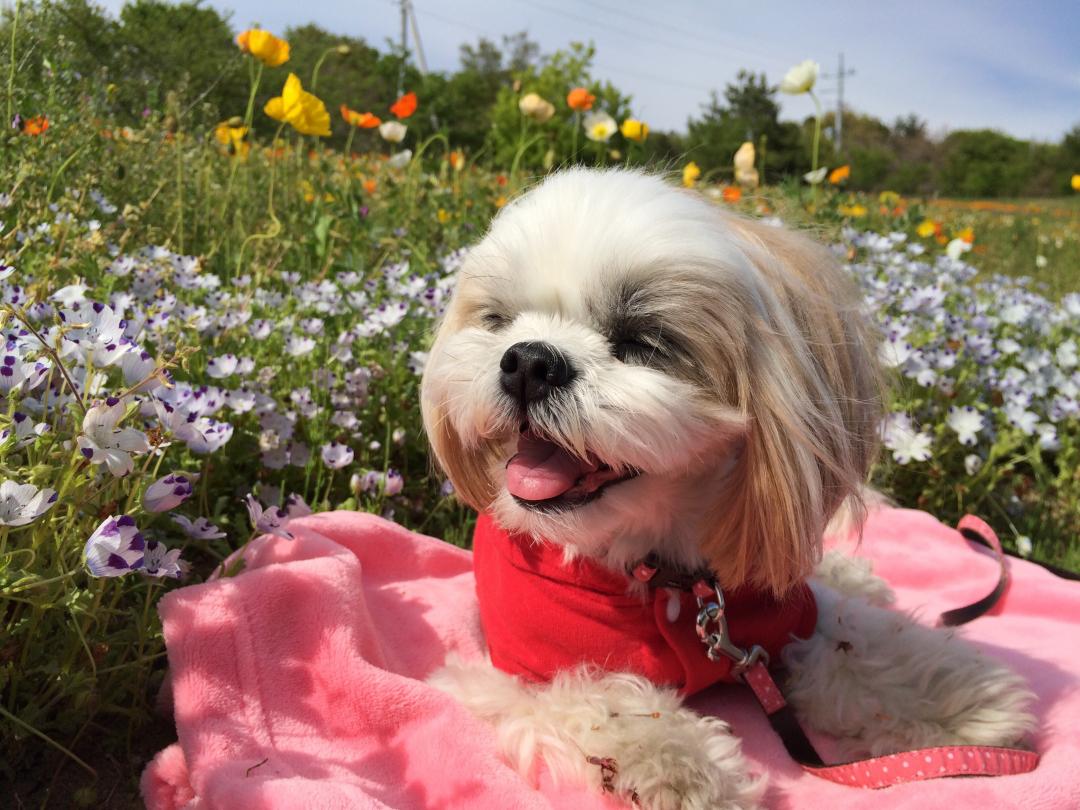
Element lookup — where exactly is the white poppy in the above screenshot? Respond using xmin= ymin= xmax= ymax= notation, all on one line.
xmin=379 ymin=120 xmax=407 ymax=143
xmin=583 ymin=111 xmax=617 ymax=142
xmin=779 ymin=60 xmax=819 ymax=94
xmin=518 ymin=93 xmax=555 ymax=123
xmin=803 ymin=167 xmax=828 ymax=185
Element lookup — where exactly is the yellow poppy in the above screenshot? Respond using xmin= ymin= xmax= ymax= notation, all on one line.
xmin=264 ymin=74 xmax=331 ymax=137
xmin=437 ymin=208 xmax=450 ymax=224
xmin=1072 ymin=174 xmax=1080 ymax=192
xmin=682 ymin=161 xmax=701 ymax=188
xmin=839 ymin=203 xmax=867 ymax=217
xmin=214 ymin=120 xmax=250 ymax=158
xmin=620 ymin=118 xmax=648 ymax=143
xmin=955 ymin=226 xmax=975 ymax=244
xmin=237 ymin=29 xmax=290 ymax=67
xmin=828 ymin=165 xmax=850 ymax=184
xmin=916 ymin=220 xmax=938 ymax=238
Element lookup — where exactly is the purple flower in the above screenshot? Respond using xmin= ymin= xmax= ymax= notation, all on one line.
xmin=171 ymin=514 xmax=226 ymax=540
xmin=84 ymin=515 xmax=145 ymax=577
xmin=143 ymin=473 xmax=196 ymax=512
xmin=384 ymin=469 xmax=404 ymax=496
xmin=320 ymin=441 xmax=354 ymax=470
xmin=0 ymin=480 xmax=57 ymax=526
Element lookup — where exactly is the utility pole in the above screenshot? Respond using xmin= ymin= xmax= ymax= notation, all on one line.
xmin=397 ymin=0 xmax=408 ymax=98
xmin=832 ymin=52 xmax=856 ymax=154
xmin=406 ymin=1 xmax=429 ymax=75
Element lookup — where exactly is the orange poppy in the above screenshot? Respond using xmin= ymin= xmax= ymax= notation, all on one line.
xmin=566 ymin=87 xmax=595 ymax=111
xmin=363 ymin=179 xmax=377 ymax=195
xmin=827 ymin=165 xmax=850 ymax=184
xmin=22 ymin=115 xmax=49 ymax=136
xmin=721 ymin=186 xmax=742 ymax=203
xmin=341 ymin=105 xmax=382 ymax=129
xmin=389 ymin=92 xmax=418 ymax=119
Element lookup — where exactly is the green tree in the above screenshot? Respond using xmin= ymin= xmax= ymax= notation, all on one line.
xmin=939 ymin=129 xmax=1033 ymax=197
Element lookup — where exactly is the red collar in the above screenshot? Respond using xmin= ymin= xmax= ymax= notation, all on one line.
xmin=472 ymin=512 xmax=817 ymax=696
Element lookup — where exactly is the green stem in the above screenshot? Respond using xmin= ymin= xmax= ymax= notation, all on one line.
xmin=6 ymin=0 xmax=19 ymax=128
xmin=234 ymin=121 xmax=287 ymax=277
xmin=310 ymin=47 xmax=339 ymax=93
xmin=0 ymin=703 xmax=96 ymax=777
xmin=809 ymin=90 xmax=823 ymax=204
xmin=242 ymin=60 xmax=264 ymax=131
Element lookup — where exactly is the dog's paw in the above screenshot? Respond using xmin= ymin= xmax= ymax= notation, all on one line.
xmin=601 ymin=709 xmax=764 ymax=810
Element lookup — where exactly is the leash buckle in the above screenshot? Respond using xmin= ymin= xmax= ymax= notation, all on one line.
xmin=694 ymin=581 xmax=769 ymax=679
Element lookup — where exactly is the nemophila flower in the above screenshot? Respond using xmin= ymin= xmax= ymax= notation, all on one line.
xmin=384 ymin=469 xmax=404 ymax=496
xmin=244 ymin=494 xmax=296 ymax=540
xmin=207 ymin=353 xmax=239 ymax=378
xmin=881 ymin=413 xmax=932 ymax=465
xmin=237 ymin=29 xmax=290 ymax=67
xmin=1015 ymin=535 xmax=1033 ymax=558
xmin=78 ymin=398 xmax=150 ymax=477
xmin=946 ymin=406 xmax=984 ymax=446
xmin=286 ymin=335 xmax=316 ymax=356
xmin=84 ymin=515 xmax=144 ymax=577
xmin=0 ymin=352 xmax=50 ymax=396
xmin=964 ymin=454 xmax=983 ymax=476
xmin=389 ymin=91 xmax=418 ymax=119
xmin=172 ymin=514 xmax=226 ymax=540
xmin=143 ymin=473 xmax=195 ymax=512
xmin=379 ymin=120 xmax=407 ymax=143
xmin=0 ymin=480 xmax=57 ymax=526
xmin=264 ymin=74 xmax=330 ymax=137
xmin=321 ymin=441 xmax=354 ymax=469
xmin=779 ymin=59 xmax=819 ymax=94
xmin=620 ymin=118 xmax=648 ymax=142
xmin=583 ymin=111 xmax=616 ymax=142
xmin=1004 ymin=401 xmax=1039 ymax=435
xmin=59 ymin=302 xmax=131 ymax=367
xmin=250 ymin=319 xmax=273 ymax=339
xmin=0 ymin=264 xmax=14 ymax=281
xmin=141 ymin=539 xmax=183 ymax=579
xmin=1 ymin=412 xmax=50 ymax=448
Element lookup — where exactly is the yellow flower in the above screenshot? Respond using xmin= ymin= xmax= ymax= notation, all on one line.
xmin=916 ymin=220 xmax=937 ymax=238
xmin=1072 ymin=174 xmax=1080 ymax=192
xmin=495 ymin=195 xmax=508 ymax=208
xmin=237 ymin=29 xmax=290 ymax=67
xmin=955 ymin=226 xmax=975 ymax=244
xmin=437 ymin=208 xmax=450 ymax=224
xmin=878 ymin=190 xmax=901 ymax=206
xmin=214 ymin=120 xmax=250 ymax=159
xmin=682 ymin=161 xmax=701 ymax=188
xmin=264 ymin=74 xmax=331 ymax=137
xmin=733 ymin=141 xmax=758 ymax=188
xmin=838 ymin=203 xmax=867 ymax=218
xmin=620 ymin=118 xmax=648 ymax=142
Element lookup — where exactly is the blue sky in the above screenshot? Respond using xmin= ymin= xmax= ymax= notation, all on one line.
xmin=100 ymin=0 xmax=1080 ymax=141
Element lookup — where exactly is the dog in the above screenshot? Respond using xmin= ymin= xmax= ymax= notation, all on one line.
xmin=419 ymin=168 xmax=1034 ymax=809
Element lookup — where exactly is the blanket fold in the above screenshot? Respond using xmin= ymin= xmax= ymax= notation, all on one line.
xmin=142 ymin=508 xmax=1080 ymax=810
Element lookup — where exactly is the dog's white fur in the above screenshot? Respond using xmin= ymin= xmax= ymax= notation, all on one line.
xmin=420 ymin=169 xmax=1034 ymax=809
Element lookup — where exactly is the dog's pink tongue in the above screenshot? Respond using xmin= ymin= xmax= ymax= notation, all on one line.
xmin=506 ymin=433 xmax=587 ymax=501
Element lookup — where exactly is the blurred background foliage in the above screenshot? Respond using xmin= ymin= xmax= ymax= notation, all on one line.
xmin=4 ymin=0 xmax=1079 ymax=197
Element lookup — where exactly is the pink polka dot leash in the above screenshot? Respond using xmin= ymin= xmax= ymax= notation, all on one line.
xmin=723 ymin=515 xmax=1038 ymax=787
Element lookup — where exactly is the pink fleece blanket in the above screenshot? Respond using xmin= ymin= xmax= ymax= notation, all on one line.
xmin=142 ymin=508 xmax=1080 ymax=809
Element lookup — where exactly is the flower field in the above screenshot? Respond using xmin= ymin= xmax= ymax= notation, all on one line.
xmin=3 ymin=19 xmax=1079 ymax=807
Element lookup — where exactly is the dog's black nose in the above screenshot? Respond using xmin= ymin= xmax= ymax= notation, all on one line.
xmin=500 ymin=341 xmax=575 ymax=404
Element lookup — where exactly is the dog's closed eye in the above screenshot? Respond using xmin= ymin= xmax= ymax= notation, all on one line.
xmin=481 ymin=311 xmax=511 ymax=331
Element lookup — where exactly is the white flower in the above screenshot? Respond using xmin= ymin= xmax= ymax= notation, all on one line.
xmin=286 ymin=336 xmax=316 ymax=357
xmin=964 ymin=454 xmax=983 ymax=476
xmin=384 ymin=469 xmax=404 ymax=496
xmin=141 ymin=539 xmax=183 ymax=579
xmin=84 ymin=515 xmax=145 ymax=577
xmin=583 ymin=111 xmax=617 ymax=142
xmin=77 ymin=398 xmax=150 ymax=477
xmin=1 ymin=412 xmax=50 ymax=448
xmin=1035 ymin=255 xmax=1048 ymax=268
xmin=379 ymin=120 xmax=407 ymax=143
xmin=945 ymin=238 xmax=971 ymax=261
xmin=946 ymin=406 xmax=984 ymax=446
xmin=59 ymin=302 xmax=132 ymax=367
xmin=0 ymin=480 xmax=57 ymax=526
xmin=519 ymin=92 xmax=555 ymax=123
xmin=387 ymin=149 xmax=413 ymax=169
xmin=882 ymin=413 xmax=933 ymax=465
xmin=207 ymin=353 xmax=239 ymax=378
xmin=803 ymin=167 xmax=828 ymax=185
xmin=779 ymin=59 xmax=819 ymax=94
xmin=320 ymin=441 xmax=354 ymax=470
xmin=1056 ymin=339 xmax=1077 ymax=369
xmin=143 ymin=473 xmax=196 ymax=512
xmin=1015 ymin=535 xmax=1033 ymax=558
xmin=171 ymin=515 xmax=226 ymax=540
xmin=244 ymin=494 xmax=295 ymax=540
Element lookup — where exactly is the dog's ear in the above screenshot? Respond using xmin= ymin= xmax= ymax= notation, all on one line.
xmin=421 ymin=394 xmax=500 ymax=510
xmin=701 ymin=216 xmax=884 ymax=595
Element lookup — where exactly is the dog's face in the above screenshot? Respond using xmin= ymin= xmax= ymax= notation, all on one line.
xmin=422 ymin=169 xmax=882 ymax=592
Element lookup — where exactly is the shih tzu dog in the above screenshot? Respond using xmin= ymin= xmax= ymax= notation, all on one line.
xmin=420 ymin=169 xmax=1033 ymax=809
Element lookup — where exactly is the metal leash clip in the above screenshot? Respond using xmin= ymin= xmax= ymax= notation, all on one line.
xmin=694 ymin=581 xmax=769 ymax=679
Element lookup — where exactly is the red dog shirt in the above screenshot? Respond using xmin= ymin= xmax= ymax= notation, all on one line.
xmin=472 ymin=512 xmax=817 ymax=696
